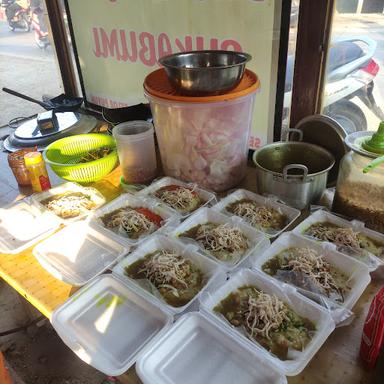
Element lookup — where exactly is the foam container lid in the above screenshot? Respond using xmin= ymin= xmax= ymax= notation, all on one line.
xmin=33 ymin=221 xmax=128 ymax=286
xmin=0 ymin=198 xmax=60 ymax=254
xmin=253 ymin=232 xmax=371 ymax=312
xmin=88 ymin=193 xmax=180 ymax=247
xmin=213 ymin=189 xmax=301 ymax=238
xmin=171 ymin=207 xmax=270 ymax=269
xmin=292 ymin=210 xmax=384 ymax=272
xmin=51 ymin=274 xmax=173 ymax=376
xmin=112 ymin=235 xmax=225 ymax=315
xmin=136 ymin=312 xmax=287 ymax=384
xmin=199 ymin=268 xmax=335 ymax=376
xmin=138 ymin=176 xmax=217 ymax=218
xmin=31 ymin=182 xmax=106 ymax=223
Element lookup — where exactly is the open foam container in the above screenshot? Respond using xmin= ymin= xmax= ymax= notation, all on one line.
xmin=0 ymin=198 xmax=60 ymax=254
xmin=31 ymin=182 xmax=106 ymax=223
xmin=213 ymin=189 xmax=301 ymax=238
xmin=136 ymin=312 xmax=287 ymax=384
xmin=253 ymin=232 xmax=371 ymax=315
xmin=171 ymin=207 xmax=270 ymax=269
xmin=88 ymin=193 xmax=180 ymax=247
xmin=138 ymin=176 xmax=217 ymax=218
xmin=199 ymin=268 xmax=335 ymax=376
xmin=112 ymin=235 xmax=226 ymax=315
xmin=293 ymin=210 xmax=384 ymax=273
xmin=33 ymin=221 xmax=128 ymax=286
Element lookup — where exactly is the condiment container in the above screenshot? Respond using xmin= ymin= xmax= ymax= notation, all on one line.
xmin=333 ymin=124 xmax=384 ymax=233
xmin=112 ymin=121 xmax=157 ymax=184
xmin=0 ymin=198 xmax=60 ymax=254
xmin=199 ymin=268 xmax=335 ymax=376
xmin=24 ymin=151 xmax=51 ymax=192
xmin=33 ymin=221 xmax=128 ymax=286
xmin=138 ymin=176 xmax=217 ymax=218
xmin=144 ymin=68 xmax=260 ymax=192
xmin=213 ymin=189 xmax=301 ymax=238
xmin=51 ymin=274 xmax=173 ymax=376
xmin=136 ymin=312 xmax=287 ymax=384
xmin=112 ymin=235 xmax=225 ymax=315
xmin=252 ymin=141 xmax=335 ymax=209
xmin=31 ymin=182 xmax=106 ymax=224
xmin=293 ymin=210 xmax=384 ymax=273
xmin=171 ymin=207 xmax=270 ymax=269
xmin=7 ymin=148 xmax=34 ymax=186
xmin=89 ymin=194 xmax=180 ymax=248
xmin=253 ymin=232 xmax=371 ymax=313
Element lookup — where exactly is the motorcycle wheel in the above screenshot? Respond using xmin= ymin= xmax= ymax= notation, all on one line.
xmin=8 ymin=23 xmax=15 ymax=31
xmin=21 ymin=19 xmax=30 ymax=32
xmin=324 ymin=99 xmax=367 ymax=134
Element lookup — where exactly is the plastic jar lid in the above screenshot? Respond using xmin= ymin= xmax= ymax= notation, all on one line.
xmin=144 ymin=68 xmax=260 ymax=103
xmin=112 ymin=121 xmax=154 ymax=142
xmin=24 ymin=152 xmax=43 ymax=166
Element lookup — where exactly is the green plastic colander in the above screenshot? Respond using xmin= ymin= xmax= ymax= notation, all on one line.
xmin=43 ymin=133 xmax=118 ymax=183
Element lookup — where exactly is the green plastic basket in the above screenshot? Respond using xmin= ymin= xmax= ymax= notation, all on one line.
xmin=43 ymin=134 xmax=118 ymax=183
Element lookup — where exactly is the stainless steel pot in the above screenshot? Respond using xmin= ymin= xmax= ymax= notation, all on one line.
xmin=252 ymin=141 xmax=335 ymax=209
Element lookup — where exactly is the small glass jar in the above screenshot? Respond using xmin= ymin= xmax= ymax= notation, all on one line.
xmin=333 ymin=151 xmax=384 ymax=233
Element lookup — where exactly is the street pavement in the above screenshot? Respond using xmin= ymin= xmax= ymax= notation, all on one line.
xmin=0 ymin=20 xmax=62 ymax=127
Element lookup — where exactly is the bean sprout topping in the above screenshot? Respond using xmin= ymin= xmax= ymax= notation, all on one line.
xmin=307 ymin=223 xmax=360 ymax=248
xmin=156 ymin=186 xmax=199 ymax=211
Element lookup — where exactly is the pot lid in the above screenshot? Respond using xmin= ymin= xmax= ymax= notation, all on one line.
xmin=294 ymin=114 xmax=347 ymax=185
xmin=15 ymin=112 xmax=80 ymax=140
xmin=144 ymin=68 xmax=259 ymax=102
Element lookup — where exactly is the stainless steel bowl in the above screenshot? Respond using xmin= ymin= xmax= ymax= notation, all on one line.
xmin=159 ymin=50 xmax=252 ymax=95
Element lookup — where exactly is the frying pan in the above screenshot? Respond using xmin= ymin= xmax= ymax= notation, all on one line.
xmin=2 ymin=87 xmax=83 ymax=112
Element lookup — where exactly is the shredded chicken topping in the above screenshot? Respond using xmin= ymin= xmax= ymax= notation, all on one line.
xmin=244 ymin=289 xmax=289 ymax=340
xmin=232 ymin=202 xmax=274 ymax=227
xmin=195 ymin=223 xmax=248 ymax=253
xmin=44 ymin=192 xmax=94 ymax=218
xmin=156 ymin=186 xmax=198 ymax=210
xmin=308 ymin=223 xmax=360 ymax=249
xmin=282 ymin=247 xmax=340 ymax=295
xmin=105 ymin=209 xmax=153 ymax=232
xmin=138 ymin=250 xmax=189 ymax=296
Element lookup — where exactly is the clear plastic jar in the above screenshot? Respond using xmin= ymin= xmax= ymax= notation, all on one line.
xmin=333 ymin=151 xmax=384 ymax=233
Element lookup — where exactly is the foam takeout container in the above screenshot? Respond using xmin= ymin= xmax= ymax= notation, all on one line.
xmin=293 ymin=210 xmax=384 ymax=273
xmin=33 ymin=221 xmax=128 ymax=286
xmin=138 ymin=176 xmax=216 ymax=218
xmin=136 ymin=312 xmax=287 ymax=384
xmin=213 ymin=189 xmax=300 ymax=238
xmin=199 ymin=268 xmax=335 ymax=376
xmin=171 ymin=207 xmax=270 ymax=269
xmin=112 ymin=235 xmax=225 ymax=315
xmin=253 ymin=232 xmax=371 ymax=315
xmin=89 ymin=194 xmax=180 ymax=248
xmin=31 ymin=182 xmax=106 ymax=223
xmin=0 ymin=198 xmax=60 ymax=254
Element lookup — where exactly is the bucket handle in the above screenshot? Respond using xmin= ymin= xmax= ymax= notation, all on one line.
xmin=283 ymin=164 xmax=309 ymax=181
xmin=282 ymin=128 xmax=303 ymax=142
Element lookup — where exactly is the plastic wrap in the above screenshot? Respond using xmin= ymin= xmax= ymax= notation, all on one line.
xmin=112 ymin=235 xmax=226 ymax=315
xmin=253 ymin=232 xmax=371 ymax=325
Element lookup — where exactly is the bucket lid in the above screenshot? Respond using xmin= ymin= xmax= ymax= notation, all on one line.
xmin=144 ymin=68 xmax=260 ymax=102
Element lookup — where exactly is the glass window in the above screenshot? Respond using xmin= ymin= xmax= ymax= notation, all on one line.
xmin=0 ymin=0 xmax=62 ymax=126
xmin=321 ymin=1 xmax=384 ymax=133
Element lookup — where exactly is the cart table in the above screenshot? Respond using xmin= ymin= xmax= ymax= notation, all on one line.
xmin=0 ymin=165 xmax=379 ymax=384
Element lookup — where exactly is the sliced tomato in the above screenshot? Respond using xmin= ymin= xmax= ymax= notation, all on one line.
xmin=134 ymin=207 xmax=163 ymax=227
xmin=163 ymin=184 xmax=198 ymax=197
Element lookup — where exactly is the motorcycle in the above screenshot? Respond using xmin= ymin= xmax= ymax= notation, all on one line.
xmin=31 ymin=5 xmax=49 ymax=49
xmin=284 ymin=36 xmax=384 ymax=133
xmin=1 ymin=0 xmax=31 ymax=32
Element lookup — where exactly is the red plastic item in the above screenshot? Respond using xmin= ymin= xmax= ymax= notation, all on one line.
xmin=360 ymin=287 xmax=384 ymax=369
